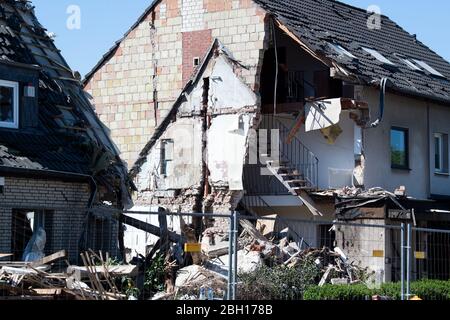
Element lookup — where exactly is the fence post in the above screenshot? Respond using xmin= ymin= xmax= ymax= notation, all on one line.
xmin=406 ymin=223 xmax=412 ymax=299
xmin=227 ymin=213 xmax=234 ymax=300
xmin=232 ymin=211 xmax=239 ymax=300
xmin=401 ymin=223 xmax=405 ymax=301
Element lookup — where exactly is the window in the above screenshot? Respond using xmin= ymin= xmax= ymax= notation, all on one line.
xmin=0 ymin=80 xmax=19 ymax=129
xmin=193 ymin=57 xmax=200 ymax=67
xmin=435 ymin=133 xmax=449 ymax=174
xmin=160 ymin=139 xmax=174 ymax=176
xmin=329 ymin=43 xmax=356 ymax=59
xmin=362 ymin=47 xmax=395 ymax=65
xmin=11 ymin=210 xmax=54 ymax=260
xmin=413 ymin=60 xmax=445 ymax=78
xmin=400 ymin=58 xmax=422 ymax=71
xmin=391 ymin=127 xmax=409 ymax=169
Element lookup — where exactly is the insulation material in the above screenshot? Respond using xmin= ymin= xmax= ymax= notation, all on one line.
xmin=320 ymin=124 xmax=343 ymax=144
xmin=208 ymin=56 xmax=258 ymax=111
xmin=207 ymin=114 xmax=255 ymax=190
xmin=305 ymin=98 xmax=342 ymax=132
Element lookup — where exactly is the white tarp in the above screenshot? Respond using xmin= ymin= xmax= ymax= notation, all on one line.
xmin=305 ymin=98 xmax=342 ymax=132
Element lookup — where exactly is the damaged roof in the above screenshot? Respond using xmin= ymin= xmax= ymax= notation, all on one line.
xmin=254 ymin=0 xmax=450 ymax=105
xmin=85 ymin=0 xmax=450 ymax=105
xmin=0 ymin=0 xmax=131 ymax=205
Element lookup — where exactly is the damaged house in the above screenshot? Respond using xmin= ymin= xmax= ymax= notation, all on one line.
xmin=0 ymin=0 xmax=132 ymax=263
xmin=84 ymin=0 xmax=450 ymax=282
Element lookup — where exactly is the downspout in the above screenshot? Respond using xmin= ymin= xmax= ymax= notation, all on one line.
xmin=367 ymin=77 xmax=390 ymax=128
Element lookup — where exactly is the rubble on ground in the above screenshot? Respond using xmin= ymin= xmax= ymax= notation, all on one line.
xmin=0 ymin=218 xmax=370 ymax=301
xmin=0 ymin=250 xmax=136 ymax=300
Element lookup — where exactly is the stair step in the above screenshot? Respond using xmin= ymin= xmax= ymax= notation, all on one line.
xmin=266 ymin=160 xmax=289 ymax=165
xmin=286 ymin=179 xmax=307 ymax=184
xmin=292 ymin=187 xmax=316 ymax=192
xmin=279 ymin=173 xmax=303 ymax=177
xmin=275 ymin=167 xmax=297 ymax=173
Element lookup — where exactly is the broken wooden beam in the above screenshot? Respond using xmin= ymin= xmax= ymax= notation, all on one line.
xmin=67 ymin=265 xmax=138 ymax=281
xmin=30 ymin=250 xmax=67 ymax=267
xmin=118 ymin=214 xmax=183 ymax=243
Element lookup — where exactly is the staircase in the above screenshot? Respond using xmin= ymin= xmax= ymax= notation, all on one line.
xmin=259 ymin=116 xmax=322 ymax=216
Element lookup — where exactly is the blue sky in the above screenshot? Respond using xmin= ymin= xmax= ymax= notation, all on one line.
xmin=32 ymin=0 xmax=450 ymax=77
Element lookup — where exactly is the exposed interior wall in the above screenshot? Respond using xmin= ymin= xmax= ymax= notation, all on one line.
xmin=276 ymin=112 xmax=357 ymax=190
xmin=85 ymin=0 xmax=267 ymax=165
xmin=132 ymin=47 xmax=260 ymax=224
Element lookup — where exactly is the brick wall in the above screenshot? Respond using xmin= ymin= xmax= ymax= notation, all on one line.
xmin=0 ymin=177 xmax=118 ymax=263
xmin=182 ymin=29 xmax=212 ymax=84
xmin=85 ymin=0 xmax=268 ymax=166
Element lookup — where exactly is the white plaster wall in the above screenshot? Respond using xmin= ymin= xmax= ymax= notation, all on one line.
xmin=136 ymin=117 xmax=203 ymax=191
xmin=124 ymin=205 xmax=184 ymax=258
xmin=208 ymin=56 xmax=258 ymax=111
xmin=429 ymin=102 xmax=450 ymax=197
xmin=276 ymin=112 xmax=356 ymax=190
xmin=362 ymin=88 xmax=430 ymax=198
xmin=208 ymin=113 xmax=256 ymax=190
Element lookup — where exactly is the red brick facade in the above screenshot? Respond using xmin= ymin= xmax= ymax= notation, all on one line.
xmin=182 ymin=30 xmax=213 ymax=84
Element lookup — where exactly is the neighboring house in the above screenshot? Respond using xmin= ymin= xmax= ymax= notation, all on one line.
xmin=85 ymin=0 xmax=450 ymax=279
xmin=0 ymin=0 xmax=132 ymax=263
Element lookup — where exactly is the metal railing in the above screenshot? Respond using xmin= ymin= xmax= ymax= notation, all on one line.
xmin=243 ymin=115 xmax=319 ymax=195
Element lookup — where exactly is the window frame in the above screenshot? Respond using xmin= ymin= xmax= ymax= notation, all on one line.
xmin=0 ymin=79 xmax=19 ymax=129
xmin=390 ymin=127 xmax=410 ymax=170
xmin=434 ymin=133 xmax=449 ymax=174
xmin=160 ymin=139 xmax=174 ymax=176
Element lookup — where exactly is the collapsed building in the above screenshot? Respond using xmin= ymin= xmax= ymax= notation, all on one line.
xmin=0 ymin=0 xmax=132 ymax=263
xmin=84 ymin=0 xmax=450 ymax=282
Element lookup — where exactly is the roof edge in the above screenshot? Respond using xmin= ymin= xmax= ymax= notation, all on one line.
xmin=129 ymin=38 xmax=220 ymax=180
xmin=83 ymin=0 xmax=161 ymax=85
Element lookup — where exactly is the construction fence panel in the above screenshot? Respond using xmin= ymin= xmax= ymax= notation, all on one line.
xmin=409 ymin=225 xmax=450 ymax=297
xmin=236 ymin=215 xmax=405 ymax=301
xmin=1 ymin=206 xmax=234 ymax=301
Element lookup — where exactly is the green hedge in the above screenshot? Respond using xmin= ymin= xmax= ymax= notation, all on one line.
xmin=303 ymin=280 xmax=450 ymax=300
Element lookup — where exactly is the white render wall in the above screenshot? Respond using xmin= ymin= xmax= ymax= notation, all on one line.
xmin=429 ymin=102 xmax=450 ymax=197
xmin=276 ymin=112 xmax=357 ymax=190
xmin=362 ymin=87 xmax=450 ymax=199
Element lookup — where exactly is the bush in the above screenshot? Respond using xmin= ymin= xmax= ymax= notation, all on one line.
xmin=303 ymin=280 xmax=450 ymax=300
xmin=238 ymin=257 xmax=321 ymax=300
xmin=144 ymin=254 xmax=166 ymax=294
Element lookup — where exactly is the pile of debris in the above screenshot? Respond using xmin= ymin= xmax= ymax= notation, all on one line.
xmin=0 ymin=250 xmax=137 ymax=300
xmin=164 ymin=218 xmax=370 ymax=300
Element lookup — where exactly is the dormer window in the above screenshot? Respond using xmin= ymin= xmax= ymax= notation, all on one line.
xmin=0 ymin=80 xmax=19 ymax=129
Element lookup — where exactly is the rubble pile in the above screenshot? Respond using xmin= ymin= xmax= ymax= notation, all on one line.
xmin=0 ymin=218 xmax=370 ymax=301
xmin=0 ymin=250 xmax=137 ymax=300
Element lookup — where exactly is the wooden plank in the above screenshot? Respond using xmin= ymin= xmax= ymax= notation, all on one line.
xmin=30 ymin=250 xmax=67 ymax=267
xmin=32 ymin=288 xmax=63 ymax=296
xmin=67 ymin=265 xmax=138 ymax=281
xmin=239 ymin=219 xmax=268 ymax=243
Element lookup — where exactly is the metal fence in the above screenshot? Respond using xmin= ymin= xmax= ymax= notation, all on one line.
xmin=1 ymin=206 xmax=450 ymax=301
